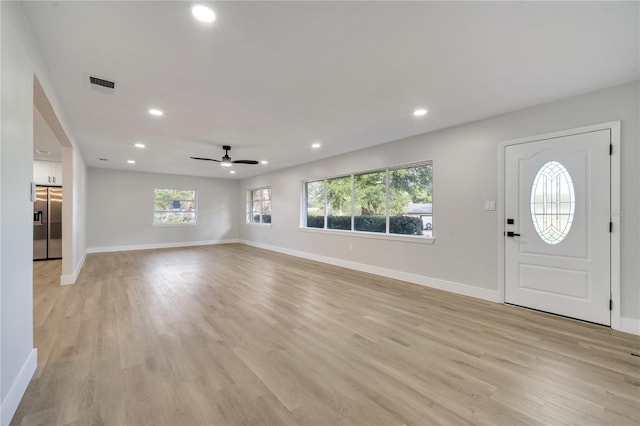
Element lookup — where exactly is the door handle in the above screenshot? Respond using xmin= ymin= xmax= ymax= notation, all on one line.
xmin=506 ymin=231 xmax=521 ymax=237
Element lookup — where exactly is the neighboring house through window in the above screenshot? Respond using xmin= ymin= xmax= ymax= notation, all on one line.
xmin=153 ymin=188 xmax=197 ymax=225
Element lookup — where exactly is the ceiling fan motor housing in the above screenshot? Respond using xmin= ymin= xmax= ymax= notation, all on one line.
xmin=190 ymin=145 xmax=259 ymax=166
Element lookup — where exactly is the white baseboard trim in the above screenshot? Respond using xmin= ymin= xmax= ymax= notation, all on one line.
xmin=1 ymin=349 xmax=37 ymax=426
xmin=86 ymin=239 xmax=240 ymax=254
xmin=239 ymin=240 xmax=501 ymax=303
xmin=618 ymin=316 xmax=640 ymax=336
xmin=60 ymin=251 xmax=86 ymax=286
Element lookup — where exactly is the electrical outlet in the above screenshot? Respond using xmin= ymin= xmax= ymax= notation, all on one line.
xmin=484 ymin=201 xmax=496 ymax=211
xmin=349 ymin=243 xmax=353 ymax=251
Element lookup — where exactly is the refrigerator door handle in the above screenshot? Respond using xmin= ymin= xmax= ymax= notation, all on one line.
xmin=33 ymin=211 xmax=43 ymax=225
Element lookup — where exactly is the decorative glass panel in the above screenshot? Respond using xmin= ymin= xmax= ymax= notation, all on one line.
xmin=530 ymin=161 xmax=575 ymax=244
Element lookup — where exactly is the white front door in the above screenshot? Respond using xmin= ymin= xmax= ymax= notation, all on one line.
xmin=505 ymin=129 xmax=611 ymax=325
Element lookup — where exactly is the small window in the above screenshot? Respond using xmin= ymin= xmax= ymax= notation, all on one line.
xmin=154 ymin=189 xmax=197 ymax=225
xmin=247 ymin=187 xmax=272 ymax=224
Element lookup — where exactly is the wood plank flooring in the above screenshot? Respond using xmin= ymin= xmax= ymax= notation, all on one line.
xmin=13 ymin=244 xmax=640 ymax=425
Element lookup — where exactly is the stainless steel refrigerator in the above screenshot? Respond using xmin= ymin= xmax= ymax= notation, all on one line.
xmin=33 ymin=186 xmax=62 ymax=260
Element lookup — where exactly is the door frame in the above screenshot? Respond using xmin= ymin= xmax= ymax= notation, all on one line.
xmin=498 ymin=121 xmax=621 ymax=330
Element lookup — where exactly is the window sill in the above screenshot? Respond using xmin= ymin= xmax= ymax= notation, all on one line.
xmin=299 ymin=227 xmax=435 ymax=244
xmin=246 ymin=223 xmax=272 ymax=228
xmin=152 ymin=223 xmax=198 ymax=227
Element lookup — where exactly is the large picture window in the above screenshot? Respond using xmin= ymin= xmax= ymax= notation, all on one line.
xmin=153 ymin=188 xmax=197 ymax=225
xmin=303 ymin=162 xmax=432 ymax=237
xmin=248 ymin=187 xmax=272 ymax=224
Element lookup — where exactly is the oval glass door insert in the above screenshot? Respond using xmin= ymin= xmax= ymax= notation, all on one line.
xmin=530 ymin=161 xmax=575 ymax=244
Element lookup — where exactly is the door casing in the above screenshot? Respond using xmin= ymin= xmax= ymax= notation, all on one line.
xmin=498 ymin=122 xmax=621 ymax=329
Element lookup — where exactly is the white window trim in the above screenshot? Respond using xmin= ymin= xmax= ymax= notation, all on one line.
xmin=300 ymin=227 xmax=435 ymax=244
xmin=152 ymin=222 xmax=198 ymax=227
xmin=152 ymin=188 xmax=198 ymax=226
xmin=246 ymin=222 xmax=272 ymax=228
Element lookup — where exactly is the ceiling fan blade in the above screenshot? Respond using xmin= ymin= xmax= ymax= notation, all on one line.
xmin=233 ymin=160 xmax=259 ymax=165
xmin=190 ymin=156 xmax=221 ymax=162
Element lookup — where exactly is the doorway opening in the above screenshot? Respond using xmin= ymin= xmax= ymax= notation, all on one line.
xmin=33 ymin=75 xmax=75 ymax=284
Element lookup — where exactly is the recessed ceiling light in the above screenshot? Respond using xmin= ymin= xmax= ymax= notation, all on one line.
xmin=230 ymin=170 xmax=236 ymax=174
xmin=134 ymin=143 xmax=145 ymax=149
xmin=311 ymin=143 xmax=321 ymax=149
xmin=127 ymin=160 xmax=136 ymax=164
xmin=192 ymin=5 xmax=216 ymax=23
xmin=260 ymin=160 xmax=268 ymax=165
xmin=148 ymin=108 xmax=163 ymax=116
xmin=413 ymin=108 xmax=428 ymax=117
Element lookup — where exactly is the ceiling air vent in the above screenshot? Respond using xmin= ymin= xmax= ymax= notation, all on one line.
xmin=85 ymin=74 xmax=117 ymax=94
xmin=89 ymin=76 xmax=115 ymax=89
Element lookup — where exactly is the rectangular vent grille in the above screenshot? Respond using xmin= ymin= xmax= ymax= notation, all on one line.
xmin=89 ymin=76 xmax=115 ymax=89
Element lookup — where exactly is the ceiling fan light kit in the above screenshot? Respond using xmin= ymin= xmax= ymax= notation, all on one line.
xmin=190 ymin=145 xmax=259 ymax=167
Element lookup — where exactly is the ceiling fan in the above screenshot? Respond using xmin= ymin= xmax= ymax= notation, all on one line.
xmin=190 ymin=145 xmax=259 ymax=167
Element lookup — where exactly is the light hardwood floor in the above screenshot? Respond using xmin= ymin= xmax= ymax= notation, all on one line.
xmin=13 ymin=244 xmax=640 ymax=425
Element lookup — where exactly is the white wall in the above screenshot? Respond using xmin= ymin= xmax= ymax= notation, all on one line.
xmin=0 ymin=3 xmax=88 ymax=424
xmin=60 ymin=145 xmax=88 ymax=284
xmin=1 ymin=4 xmax=36 ymax=423
xmin=0 ymin=0 xmax=4 ymax=418
xmin=87 ymin=168 xmax=239 ymax=251
xmin=72 ymin=149 xmax=87 ymax=275
xmin=238 ymin=81 xmax=640 ymax=324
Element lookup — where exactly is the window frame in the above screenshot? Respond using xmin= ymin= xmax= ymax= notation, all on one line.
xmin=152 ymin=188 xmax=198 ymax=226
xmin=247 ymin=186 xmax=272 ymax=226
xmin=300 ymin=161 xmax=434 ymax=243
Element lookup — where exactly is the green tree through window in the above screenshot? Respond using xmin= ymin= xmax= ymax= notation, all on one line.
xmin=306 ymin=180 xmax=325 ymax=228
xmin=303 ymin=162 xmax=432 ymax=236
xmin=354 ymin=171 xmax=386 ymax=232
xmin=327 ymin=176 xmax=351 ymax=230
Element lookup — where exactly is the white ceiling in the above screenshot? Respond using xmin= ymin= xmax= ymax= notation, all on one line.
xmin=23 ymin=1 xmax=639 ymax=179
